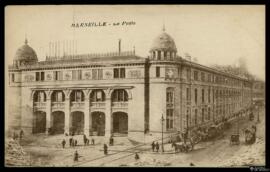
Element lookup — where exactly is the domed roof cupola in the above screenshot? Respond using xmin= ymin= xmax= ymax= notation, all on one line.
xmin=14 ymin=38 xmax=38 ymax=66
xmin=149 ymin=25 xmax=178 ymax=61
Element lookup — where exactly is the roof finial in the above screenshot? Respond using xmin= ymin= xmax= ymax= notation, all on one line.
xmin=162 ymin=23 xmax=166 ymax=32
xmin=24 ymin=33 xmax=28 ymax=45
xmin=133 ymin=46 xmax=135 ymax=54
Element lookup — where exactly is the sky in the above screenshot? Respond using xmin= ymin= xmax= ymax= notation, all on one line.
xmin=5 ymin=5 xmax=265 ymax=80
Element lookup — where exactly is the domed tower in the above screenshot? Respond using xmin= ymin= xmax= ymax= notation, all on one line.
xmin=147 ymin=26 xmax=181 ymax=139
xmin=8 ymin=38 xmax=38 ymax=133
xmin=149 ymin=26 xmax=177 ymax=61
xmin=13 ymin=38 xmax=38 ymax=66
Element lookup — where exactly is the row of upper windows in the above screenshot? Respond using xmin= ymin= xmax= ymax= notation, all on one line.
xmin=34 ymin=89 xmax=128 ymax=102
xmin=164 ymin=87 xmax=245 ymax=105
xmin=192 ymin=102 xmax=243 ymax=125
xmin=166 ymin=88 xmax=174 ymax=130
xmin=193 ymin=70 xmax=243 ymax=87
xmin=154 ymin=67 xmax=250 ymax=88
xmin=192 ymin=88 xmax=244 ymax=104
xmin=11 ymin=68 xmax=127 ymax=82
xmin=152 ymin=51 xmax=176 ymax=60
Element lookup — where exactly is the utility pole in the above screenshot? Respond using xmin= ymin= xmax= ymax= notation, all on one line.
xmin=161 ymin=113 xmax=165 ymax=153
xmin=257 ymin=105 xmax=260 ymax=123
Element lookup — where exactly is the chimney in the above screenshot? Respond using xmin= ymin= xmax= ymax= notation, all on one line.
xmin=118 ymin=39 xmax=121 ymax=55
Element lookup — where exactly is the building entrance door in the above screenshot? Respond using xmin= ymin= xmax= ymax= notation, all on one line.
xmin=113 ymin=112 xmax=128 ymax=134
xmin=71 ymin=111 xmax=84 ymax=135
xmin=91 ymin=112 xmax=105 ymax=136
xmin=33 ymin=111 xmax=46 ymax=134
xmin=52 ymin=111 xmax=65 ymax=134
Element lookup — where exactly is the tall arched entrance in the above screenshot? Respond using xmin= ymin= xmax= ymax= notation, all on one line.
xmin=71 ymin=111 xmax=84 ymax=135
xmin=33 ymin=111 xmax=46 ymax=134
xmin=91 ymin=112 xmax=105 ymax=136
xmin=113 ymin=112 xmax=128 ymax=134
xmin=51 ymin=111 xmax=65 ymax=134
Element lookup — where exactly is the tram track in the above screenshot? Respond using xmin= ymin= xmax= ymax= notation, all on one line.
xmin=72 ymin=133 xmax=179 ymax=167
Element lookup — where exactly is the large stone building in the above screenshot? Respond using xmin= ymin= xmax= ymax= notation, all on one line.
xmin=252 ymin=80 xmax=265 ymax=106
xmin=7 ymin=28 xmax=253 ymax=141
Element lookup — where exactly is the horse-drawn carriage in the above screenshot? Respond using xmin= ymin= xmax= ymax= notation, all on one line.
xmin=205 ymin=123 xmax=225 ymax=141
xmin=244 ymin=125 xmax=256 ymax=144
xmin=172 ymin=138 xmax=194 ymax=153
xmin=207 ymin=125 xmax=220 ymax=140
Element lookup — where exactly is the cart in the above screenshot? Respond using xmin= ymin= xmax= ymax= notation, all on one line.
xmin=230 ymin=134 xmax=240 ymax=145
xmin=230 ymin=113 xmax=240 ymax=145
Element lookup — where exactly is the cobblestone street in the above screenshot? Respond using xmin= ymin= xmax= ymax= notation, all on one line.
xmin=6 ymin=106 xmax=264 ymax=167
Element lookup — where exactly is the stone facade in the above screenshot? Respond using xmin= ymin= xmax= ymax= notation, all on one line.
xmin=7 ymin=29 xmax=253 ymax=142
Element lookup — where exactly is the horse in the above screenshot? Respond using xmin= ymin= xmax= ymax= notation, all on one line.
xmin=172 ymin=139 xmax=194 ymax=153
xmin=172 ymin=142 xmax=184 ymax=153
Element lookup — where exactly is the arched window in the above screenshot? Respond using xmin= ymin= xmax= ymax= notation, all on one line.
xmin=112 ymin=89 xmax=128 ymax=102
xmin=170 ymin=52 xmax=173 ymax=60
xmin=166 ymin=88 xmax=174 ymax=130
xmin=52 ymin=91 xmax=65 ymax=102
xmin=164 ymin=51 xmax=167 ymax=60
xmin=70 ymin=90 xmax=84 ymax=102
xmin=157 ymin=51 xmax=161 ymax=60
xmin=90 ymin=90 xmax=105 ymax=102
xmin=202 ymin=108 xmax=205 ymax=123
xmin=195 ymin=89 xmax=198 ymax=104
xmin=208 ymin=107 xmax=211 ymax=120
xmin=33 ymin=91 xmax=46 ymax=102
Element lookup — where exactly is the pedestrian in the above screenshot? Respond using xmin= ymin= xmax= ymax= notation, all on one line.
xmin=74 ymin=139 xmax=78 ymax=146
xmin=74 ymin=150 xmax=79 ymax=162
xmin=151 ymin=141 xmax=155 ymax=152
xmin=13 ymin=132 xmax=16 ymax=140
xmin=135 ymin=153 xmax=140 ymax=160
xmin=109 ymin=136 xmax=114 ymax=146
xmin=83 ymin=134 xmax=87 ymax=145
xmin=91 ymin=138 xmax=95 ymax=145
xmin=19 ymin=130 xmax=24 ymax=140
xmin=69 ymin=137 xmax=73 ymax=147
xmin=104 ymin=144 xmax=108 ymax=155
xmin=62 ymin=139 xmax=66 ymax=148
xmin=86 ymin=139 xmax=89 ymax=146
xmin=155 ymin=142 xmax=159 ymax=152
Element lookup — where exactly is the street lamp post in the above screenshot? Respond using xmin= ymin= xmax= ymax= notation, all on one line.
xmin=161 ymin=114 xmax=165 ymax=153
xmin=257 ymin=105 xmax=260 ymax=123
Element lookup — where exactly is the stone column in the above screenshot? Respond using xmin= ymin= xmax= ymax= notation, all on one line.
xmin=29 ymin=91 xmax=34 ymax=134
xmin=83 ymin=89 xmax=91 ymax=136
xmin=156 ymin=50 xmax=159 ymax=60
xmin=84 ymin=100 xmax=90 ymax=136
xmin=64 ymin=90 xmax=71 ymax=135
xmin=45 ymin=90 xmax=52 ymax=135
xmin=105 ymin=89 xmax=112 ymax=137
xmin=64 ymin=97 xmax=70 ymax=135
xmin=161 ymin=51 xmax=164 ymax=60
xmin=45 ymin=98 xmax=51 ymax=134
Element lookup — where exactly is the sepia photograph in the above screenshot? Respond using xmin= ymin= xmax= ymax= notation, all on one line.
xmin=5 ymin=5 xmax=265 ymax=167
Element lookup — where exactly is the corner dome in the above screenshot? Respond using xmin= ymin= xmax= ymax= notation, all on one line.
xmin=150 ymin=30 xmax=177 ymax=52
xmin=14 ymin=39 xmax=38 ymax=63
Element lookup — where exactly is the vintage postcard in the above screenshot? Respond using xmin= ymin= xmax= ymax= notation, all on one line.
xmin=5 ymin=5 xmax=265 ymax=167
